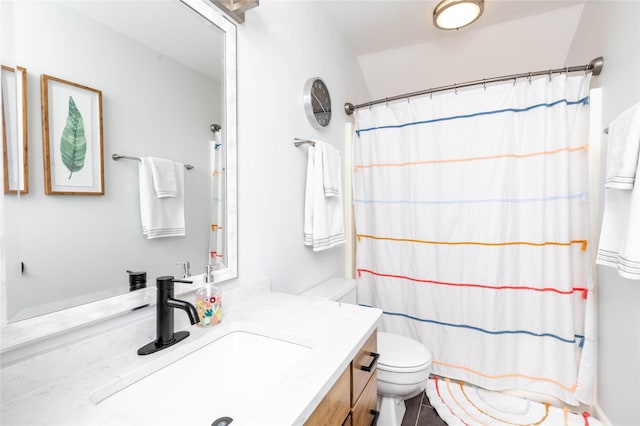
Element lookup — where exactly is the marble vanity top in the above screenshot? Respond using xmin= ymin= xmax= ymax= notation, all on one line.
xmin=0 ymin=279 xmax=382 ymax=425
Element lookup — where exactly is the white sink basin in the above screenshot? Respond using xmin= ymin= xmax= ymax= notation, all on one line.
xmin=94 ymin=328 xmax=311 ymax=425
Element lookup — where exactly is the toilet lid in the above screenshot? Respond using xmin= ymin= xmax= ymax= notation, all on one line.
xmin=377 ymin=332 xmax=432 ymax=372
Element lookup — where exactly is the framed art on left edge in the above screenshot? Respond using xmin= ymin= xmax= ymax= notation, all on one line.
xmin=1 ymin=65 xmax=29 ymax=194
xmin=41 ymin=74 xmax=104 ymax=195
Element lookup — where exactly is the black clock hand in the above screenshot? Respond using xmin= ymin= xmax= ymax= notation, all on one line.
xmin=311 ymin=92 xmax=326 ymax=113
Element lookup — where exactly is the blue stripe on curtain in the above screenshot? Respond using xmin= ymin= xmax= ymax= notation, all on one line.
xmin=355 ymin=96 xmax=589 ymax=136
xmin=360 ymin=304 xmax=585 ymax=345
xmin=354 ymin=192 xmax=588 ymax=205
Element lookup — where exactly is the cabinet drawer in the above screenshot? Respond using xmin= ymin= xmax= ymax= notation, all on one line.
xmin=351 ymin=370 xmax=378 ymax=426
xmin=305 ymin=366 xmax=351 ymax=426
xmin=351 ymin=330 xmax=378 ymax=402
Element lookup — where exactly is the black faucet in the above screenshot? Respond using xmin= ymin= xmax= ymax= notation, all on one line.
xmin=138 ymin=276 xmax=200 ymax=356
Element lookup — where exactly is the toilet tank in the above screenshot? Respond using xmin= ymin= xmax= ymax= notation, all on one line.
xmin=299 ymin=277 xmax=357 ymax=304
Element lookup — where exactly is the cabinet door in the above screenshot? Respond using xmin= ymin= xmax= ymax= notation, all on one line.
xmin=351 ymin=331 xmax=378 ymax=403
xmin=351 ymin=370 xmax=378 ymax=426
xmin=305 ymin=366 xmax=351 ymax=426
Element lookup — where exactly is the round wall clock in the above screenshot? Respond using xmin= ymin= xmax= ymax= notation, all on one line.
xmin=303 ymin=77 xmax=331 ymax=129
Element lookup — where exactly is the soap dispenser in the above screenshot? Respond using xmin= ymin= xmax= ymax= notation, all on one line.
xmin=195 ymin=264 xmax=222 ymax=327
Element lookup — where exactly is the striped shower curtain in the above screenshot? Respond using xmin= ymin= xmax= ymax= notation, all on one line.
xmin=353 ymin=74 xmax=594 ymax=405
xmin=209 ymin=131 xmax=225 ymax=263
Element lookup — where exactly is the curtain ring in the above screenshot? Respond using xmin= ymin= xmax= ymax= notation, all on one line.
xmin=454 ymin=84 xmax=458 ymax=95
xmin=483 ymin=79 xmax=487 ymax=91
xmin=385 ymin=97 xmax=388 ymax=107
xmin=528 ymin=72 xmax=532 ymax=84
xmin=513 ymin=76 xmax=517 ymax=87
xmin=429 ymin=90 xmax=432 ymax=100
xmin=548 ymin=69 xmax=552 ymax=82
xmin=368 ymin=101 xmax=372 ymax=110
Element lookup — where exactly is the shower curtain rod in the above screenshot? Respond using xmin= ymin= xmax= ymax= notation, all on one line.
xmin=344 ymin=56 xmax=603 ymax=116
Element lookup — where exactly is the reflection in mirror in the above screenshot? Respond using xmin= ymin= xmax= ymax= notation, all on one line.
xmin=1 ymin=65 xmax=29 ymax=194
xmin=1 ymin=0 xmax=237 ymax=347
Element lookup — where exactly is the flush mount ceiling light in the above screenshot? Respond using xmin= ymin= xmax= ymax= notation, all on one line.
xmin=433 ymin=0 xmax=484 ymax=30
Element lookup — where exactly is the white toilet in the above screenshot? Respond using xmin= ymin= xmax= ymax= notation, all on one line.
xmin=300 ymin=278 xmax=432 ymax=426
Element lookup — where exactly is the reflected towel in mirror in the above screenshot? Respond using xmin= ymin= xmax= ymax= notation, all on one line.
xmin=139 ymin=157 xmax=186 ymax=239
xmin=149 ymin=157 xmax=178 ymax=197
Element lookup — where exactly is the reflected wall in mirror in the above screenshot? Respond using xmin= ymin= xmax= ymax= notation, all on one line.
xmin=1 ymin=0 xmax=237 ymax=342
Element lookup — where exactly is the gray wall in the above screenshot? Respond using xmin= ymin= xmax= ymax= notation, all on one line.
xmin=565 ymin=2 xmax=640 ymax=424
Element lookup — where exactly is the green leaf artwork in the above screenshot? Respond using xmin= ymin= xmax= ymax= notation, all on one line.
xmin=60 ymin=96 xmax=87 ymax=179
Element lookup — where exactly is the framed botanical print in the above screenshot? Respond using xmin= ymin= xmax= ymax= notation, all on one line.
xmin=41 ymin=74 xmax=104 ymax=195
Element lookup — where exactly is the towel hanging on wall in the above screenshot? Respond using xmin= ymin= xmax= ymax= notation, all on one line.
xmin=302 ymin=140 xmax=345 ymax=251
xmin=596 ymin=102 xmax=640 ymax=279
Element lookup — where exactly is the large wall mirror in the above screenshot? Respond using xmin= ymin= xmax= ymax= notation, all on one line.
xmin=0 ymin=0 xmax=237 ymax=349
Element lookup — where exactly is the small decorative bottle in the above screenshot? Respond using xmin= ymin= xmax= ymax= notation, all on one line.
xmin=195 ymin=264 xmax=222 ymax=327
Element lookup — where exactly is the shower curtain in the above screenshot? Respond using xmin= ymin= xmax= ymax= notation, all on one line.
xmin=353 ymin=74 xmax=594 ymax=405
xmin=209 ymin=131 xmax=224 ymax=263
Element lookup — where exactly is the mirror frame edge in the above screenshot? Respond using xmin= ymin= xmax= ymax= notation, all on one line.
xmin=0 ymin=0 xmax=238 ymax=352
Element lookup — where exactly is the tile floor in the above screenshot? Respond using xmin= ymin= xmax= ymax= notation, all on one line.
xmin=400 ymin=391 xmax=447 ymax=426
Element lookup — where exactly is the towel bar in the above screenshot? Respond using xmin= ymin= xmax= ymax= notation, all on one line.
xmin=294 ymin=138 xmax=315 ymax=147
xmin=112 ymin=153 xmax=194 ymax=170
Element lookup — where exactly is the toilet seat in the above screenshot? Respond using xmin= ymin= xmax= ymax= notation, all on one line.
xmin=377 ymin=332 xmax=432 ymax=373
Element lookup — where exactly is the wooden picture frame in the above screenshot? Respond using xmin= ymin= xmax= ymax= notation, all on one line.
xmin=41 ymin=74 xmax=104 ymax=195
xmin=1 ymin=65 xmax=29 ymax=194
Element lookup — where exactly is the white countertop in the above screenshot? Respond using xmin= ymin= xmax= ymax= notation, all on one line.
xmin=0 ymin=280 xmax=382 ymax=426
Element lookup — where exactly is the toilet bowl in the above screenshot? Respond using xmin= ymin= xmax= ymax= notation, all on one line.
xmin=300 ymin=278 xmax=432 ymax=426
xmin=376 ymin=332 xmax=432 ymax=425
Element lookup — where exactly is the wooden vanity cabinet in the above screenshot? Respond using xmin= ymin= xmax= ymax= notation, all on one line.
xmin=305 ymin=329 xmax=379 ymax=426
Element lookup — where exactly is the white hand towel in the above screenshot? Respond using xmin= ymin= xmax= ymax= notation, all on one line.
xmin=148 ymin=157 xmax=177 ymax=198
xmin=303 ymin=142 xmax=345 ymax=251
xmin=139 ymin=157 xmax=185 ymax=239
xmin=604 ymin=103 xmax=640 ymax=189
xmin=321 ymin=143 xmax=342 ymax=197
xmin=596 ymin=104 xmax=640 ymax=280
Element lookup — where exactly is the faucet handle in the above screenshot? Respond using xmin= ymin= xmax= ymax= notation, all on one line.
xmin=156 ymin=275 xmax=193 ymax=290
xmin=176 ymin=261 xmax=191 ymax=278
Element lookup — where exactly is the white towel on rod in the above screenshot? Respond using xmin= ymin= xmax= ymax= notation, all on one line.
xmin=604 ymin=103 xmax=640 ymax=189
xmin=139 ymin=157 xmax=185 ymax=239
xmin=596 ymin=103 xmax=640 ymax=280
xmin=303 ymin=141 xmax=345 ymax=251
xmin=148 ymin=157 xmax=177 ymax=197
xmin=322 ymin=143 xmax=342 ymax=197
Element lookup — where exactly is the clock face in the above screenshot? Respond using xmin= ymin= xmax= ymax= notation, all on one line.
xmin=304 ymin=78 xmax=331 ymax=128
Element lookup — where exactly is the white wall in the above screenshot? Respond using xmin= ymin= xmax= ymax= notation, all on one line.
xmin=565 ymin=2 xmax=640 ymax=424
xmin=230 ymin=1 xmax=370 ymax=295
xmin=356 ymin=4 xmax=584 ymax=101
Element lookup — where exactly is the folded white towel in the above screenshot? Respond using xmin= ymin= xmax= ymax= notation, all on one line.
xmin=321 ymin=143 xmax=342 ymax=197
xmin=148 ymin=157 xmax=177 ymax=198
xmin=139 ymin=157 xmax=185 ymax=239
xmin=604 ymin=103 xmax=640 ymax=189
xmin=303 ymin=141 xmax=345 ymax=251
xmin=596 ymin=104 xmax=640 ymax=280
